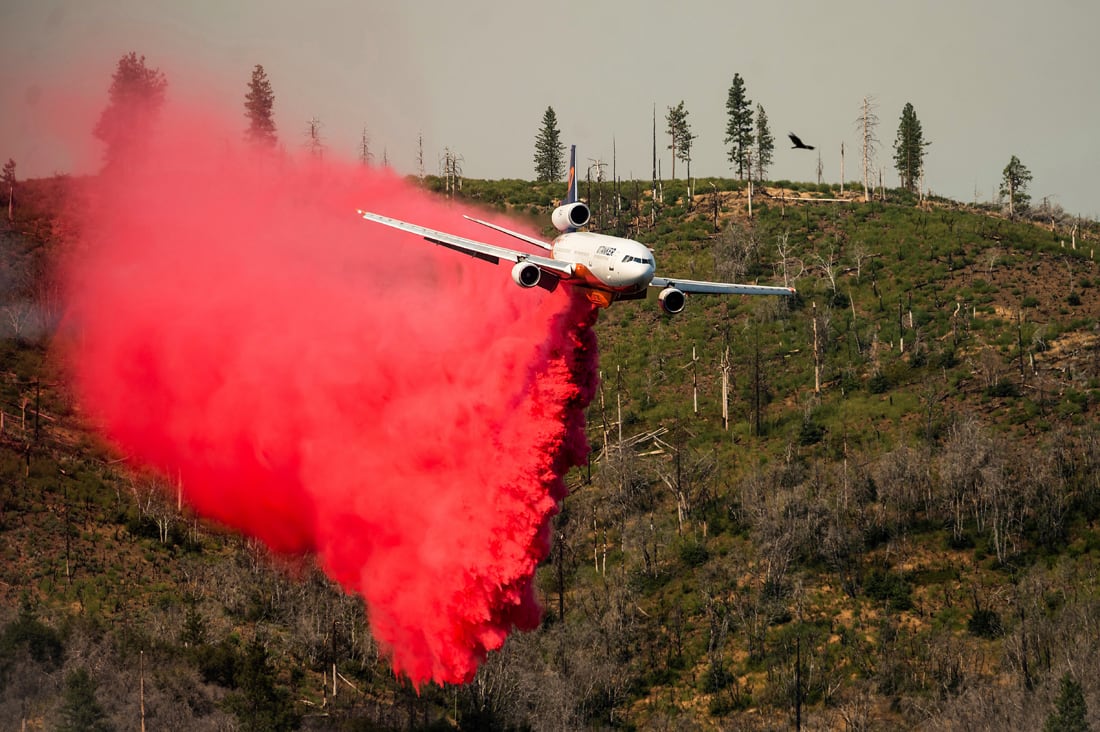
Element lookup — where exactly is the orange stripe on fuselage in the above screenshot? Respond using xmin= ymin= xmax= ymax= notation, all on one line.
xmin=571 ymin=262 xmax=599 ymax=287
xmin=570 ymin=263 xmax=647 ymax=308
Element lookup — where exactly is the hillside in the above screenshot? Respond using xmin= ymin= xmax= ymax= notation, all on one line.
xmin=3 ymin=175 xmax=1100 ymax=730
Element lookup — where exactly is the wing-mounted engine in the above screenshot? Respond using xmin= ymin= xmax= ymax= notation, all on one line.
xmin=511 ymin=261 xmax=560 ymax=292
xmin=658 ymin=286 xmax=686 ymax=314
xmin=511 ymin=261 xmax=543 ymax=288
xmin=551 ymin=201 xmax=591 ymax=232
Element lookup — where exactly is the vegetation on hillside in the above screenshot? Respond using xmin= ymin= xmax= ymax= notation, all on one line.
xmin=2 ymin=173 xmax=1100 ymax=729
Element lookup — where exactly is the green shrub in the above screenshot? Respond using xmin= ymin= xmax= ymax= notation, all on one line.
xmin=967 ymin=608 xmax=1003 ymax=638
xmin=986 ymin=381 xmax=1020 ymax=398
xmin=868 ymin=373 xmax=892 ymax=394
xmin=798 ymin=418 xmax=825 ymax=446
xmin=936 ymin=348 xmax=960 ymax=369
xmin=679 ymin=541 xmax=710 ymax=567
xmin=863 ymin=568 xmax=913 ymax=611
xmin=195 ymin=639 xmax=241 ymax=688
xmin=701 ymin=659 xmax=733 ymax=693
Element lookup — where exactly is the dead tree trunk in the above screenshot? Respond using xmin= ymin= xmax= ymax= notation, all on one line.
xmin=813 ymin=302 xmax=821 ymax=394
xmin=721 ymin=346 xmax=731 ymax=430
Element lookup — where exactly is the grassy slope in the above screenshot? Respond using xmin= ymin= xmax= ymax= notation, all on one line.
xmin=2 ymin=175 xmax=1100 ymax=729
xmin=535 ymin=181 xmax=1100 ymax=729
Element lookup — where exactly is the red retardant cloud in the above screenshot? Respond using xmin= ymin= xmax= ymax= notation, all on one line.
xmin=60 ymin=106 xmax=598 ymax=685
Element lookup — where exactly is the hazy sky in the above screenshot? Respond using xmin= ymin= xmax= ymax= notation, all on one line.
xmin=3 ymin=1 xmax=1098 ymax=217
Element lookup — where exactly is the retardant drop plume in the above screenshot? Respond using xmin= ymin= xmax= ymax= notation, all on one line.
xmin=60 ymin=104 xmax=599 ymax=685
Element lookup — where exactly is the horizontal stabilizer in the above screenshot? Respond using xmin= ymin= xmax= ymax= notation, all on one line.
xmin=463 ymin=215 xmax=552 ymax=251
xmin=357 ymin=209 xmax=574 ymax=278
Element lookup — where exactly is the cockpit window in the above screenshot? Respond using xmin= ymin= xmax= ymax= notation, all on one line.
xmin=621 ymin=255 xmax=654 ymax=265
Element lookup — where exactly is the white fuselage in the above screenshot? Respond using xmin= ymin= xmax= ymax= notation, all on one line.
xmin=550 ymin=231 xmax=656 ymax=293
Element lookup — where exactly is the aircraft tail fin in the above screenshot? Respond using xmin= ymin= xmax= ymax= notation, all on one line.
xmin=564 ymin=145 xmax=578 ymax=205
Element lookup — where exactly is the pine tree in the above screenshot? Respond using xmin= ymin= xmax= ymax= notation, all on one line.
xmin=93 ymin=52 xmax=168 ymax=166
xmin=244 ymin=64 xmax=277 ymax=148
xmin=724 ymin=74 xmax=753 ymax=179
xmin=2 ymin=600 xmax=63 ymax=668
xmin=893 ymin=102 xmax=928 ymax=192
xmin=754 ymin=104 xmax=774 ymax=182
xmin=1000 ymin=155 xmax=1033 ymax=216
xmin=1044 ymin=673 xmax=1090 ymax=732
xmin=533 ymin=106 xmax=565 ymax=182
xmin=665 ymin=101 xmax=694 ymax=180
xmin=223 ymin=639 xmax=301 ymax=732
xmin=180 ymin=605 xmax=206 ymax=647
xmin=57 ymin=668 xmax=112 ymax=732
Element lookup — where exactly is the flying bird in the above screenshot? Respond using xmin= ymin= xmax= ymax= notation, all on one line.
xmin=788 ymin=132 xmax=815 ymax=150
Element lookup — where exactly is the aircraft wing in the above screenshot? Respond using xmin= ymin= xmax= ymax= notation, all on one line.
xmin=357 ymin=210 xmax=573 ymax=277
xmin=650 ymin=276 xmax=796 ymax=297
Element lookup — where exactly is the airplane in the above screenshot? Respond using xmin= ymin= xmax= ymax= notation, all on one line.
xmin=357 ymin=146 xmax=796 ymax=313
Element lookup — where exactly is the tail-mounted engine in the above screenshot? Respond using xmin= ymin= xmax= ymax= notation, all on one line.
xmin=511 ymin=261 xmax=542 ymax=288
xmin=551 ymin=201 xmax=591 ymax=232
xmin=658 ymin=287 xmax=686 ymax=314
